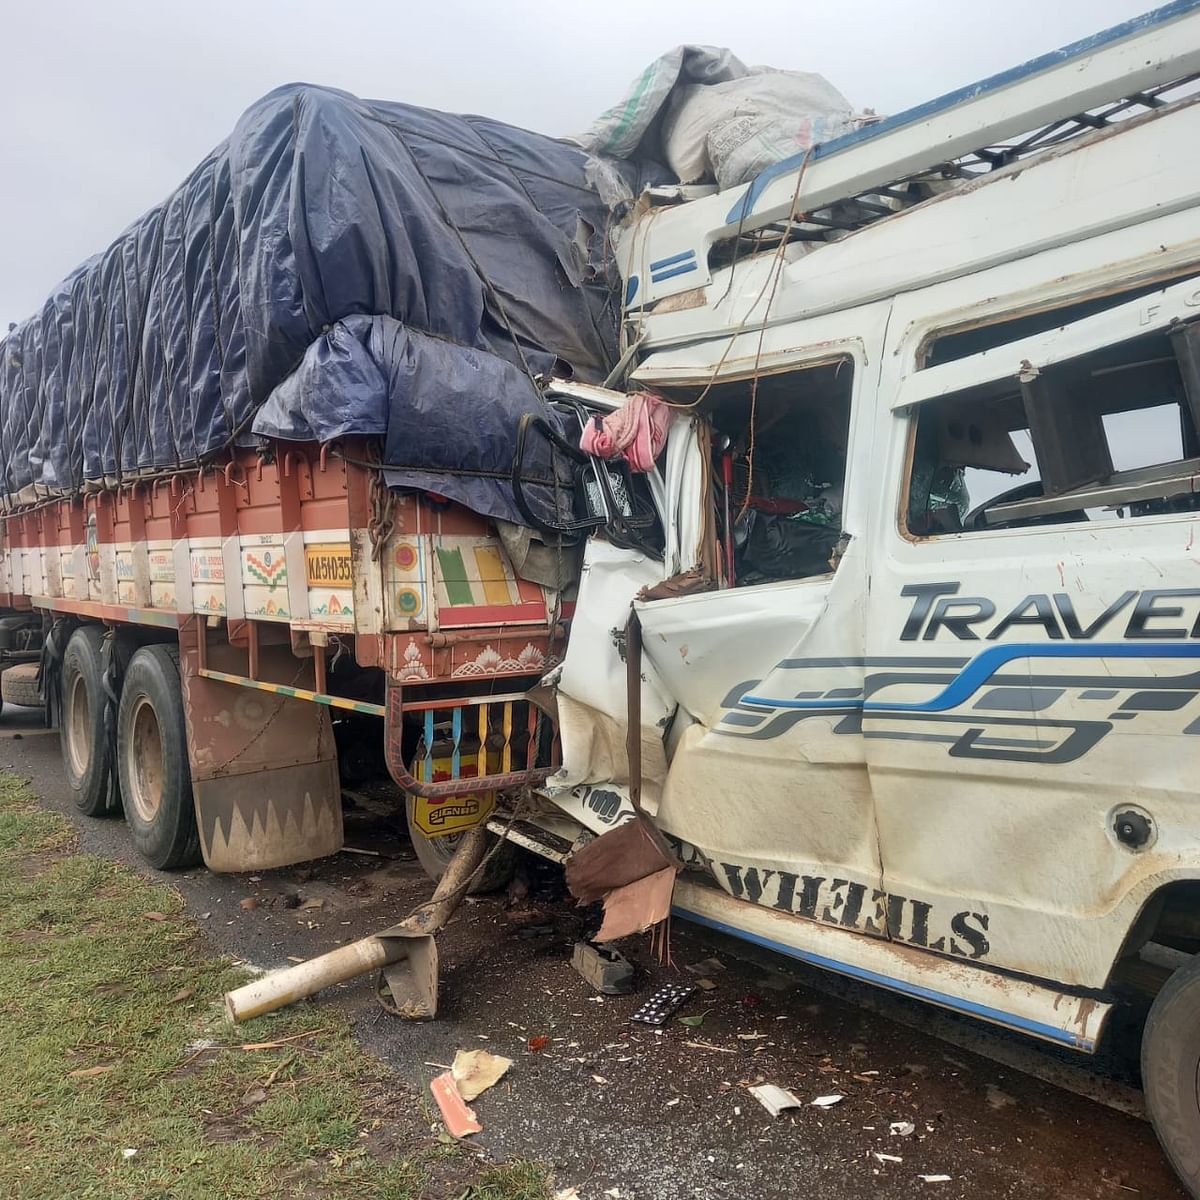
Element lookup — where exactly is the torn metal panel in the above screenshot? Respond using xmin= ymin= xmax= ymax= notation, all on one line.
xmin=547 ymin=539 xmax=676 ymax=801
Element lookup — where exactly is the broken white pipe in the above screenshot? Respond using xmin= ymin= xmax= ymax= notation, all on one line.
xmin=224 ymin=826 xmax=489 ymax=1023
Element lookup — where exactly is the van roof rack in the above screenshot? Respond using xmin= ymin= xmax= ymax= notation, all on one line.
xmin=621 ymin=0 xmax=1200 ymax=311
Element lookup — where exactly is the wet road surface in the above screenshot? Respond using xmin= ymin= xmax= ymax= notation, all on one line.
xmin=0 ymin=715 xmax=1186 ymax=1200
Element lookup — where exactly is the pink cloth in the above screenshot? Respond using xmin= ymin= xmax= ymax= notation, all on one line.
xmin=579 ymin=391 xmax=671 ymax=472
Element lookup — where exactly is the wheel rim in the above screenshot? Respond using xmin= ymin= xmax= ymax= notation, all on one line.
xmin=65 ymin=672 xmax=92 ymax=779
xmin=127 ymin=696 xmax=165 ymax=825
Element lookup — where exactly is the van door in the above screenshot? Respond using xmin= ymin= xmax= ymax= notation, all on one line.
xmin=636 ymin=303 xmax=893 ymax=935
xmin=866 ymin=272 xmax=1200 ymax=990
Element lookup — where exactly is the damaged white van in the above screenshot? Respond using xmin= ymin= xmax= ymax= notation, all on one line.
xmin=510 ymin=6 xmax=1200 ymax=1193
xmin=227 ymin=5 xmax=1200 ymax=1193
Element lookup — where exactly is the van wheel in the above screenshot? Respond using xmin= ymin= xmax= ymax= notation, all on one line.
xmin=60 ymin=626 xmax=112 ymax=816
xmin=404 ymin=793 xmax=515 ymax=893
xmin=1143 ymin=953 xmax=1200 ymax=1198
xmin=117 ymin=645 xmax=201 ymax=870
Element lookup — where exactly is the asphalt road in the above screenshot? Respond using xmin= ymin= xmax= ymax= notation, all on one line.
xmin=0 ymin=713 xmax=1187 ymax=1200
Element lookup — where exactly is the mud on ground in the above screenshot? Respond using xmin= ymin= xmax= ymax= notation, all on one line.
xmin=1 ymin=724 xmax=1185 ymax=1200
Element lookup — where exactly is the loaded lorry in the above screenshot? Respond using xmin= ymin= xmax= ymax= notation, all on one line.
xmin=5 ymin=4 xmax=1200 ymax=1192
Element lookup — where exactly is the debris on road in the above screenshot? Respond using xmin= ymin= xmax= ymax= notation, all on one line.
xmin=631 ymin=983 xmax=694 ymax=1025
xmin=890 ymin=1120 xmax=917 ymax=1137
xmin=238 ymin=898 xmax=259 ymax=911
xmin=873 ymin=1152 xmax=904 ymax=1164
xmin=527 ymin=1035 xmax=550 ymax=1053
xmin=571 ymin=940 xmax=635 ymax=995
xmin=811 ymin=1093 xmax=845 ymax=1108
xmin=919 ymin=1176 xmax=953 ymax=1184
xmin=749 ymin=1083 xmax=804 ymax=1117
xmin=223 ymin=828 xmax=488 ymax=1022
xmin=431 ymin=1071 xmax=482 ymax=1138
xmin=451 ymin=1048 xmax=512 ymax=1101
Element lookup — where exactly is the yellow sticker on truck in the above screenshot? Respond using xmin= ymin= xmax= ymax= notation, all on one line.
xmin=305 ymin=543 xmax=352 ymax=587
xmin=411 ymin=792 xmax=496 ymax=839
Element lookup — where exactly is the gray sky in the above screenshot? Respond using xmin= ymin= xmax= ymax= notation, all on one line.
xmin=0 ymin=0 xmax=1157 ymax=326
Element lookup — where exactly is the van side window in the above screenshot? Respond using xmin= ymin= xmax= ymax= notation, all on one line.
xmin=906 ymin=323 xmax=1200 ymax=535
xmin=661 ymin=358 xmax=854 ymax=583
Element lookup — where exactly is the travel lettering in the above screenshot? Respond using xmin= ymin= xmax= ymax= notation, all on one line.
xmin=901 ymin=582 xmax=1200 ymax=642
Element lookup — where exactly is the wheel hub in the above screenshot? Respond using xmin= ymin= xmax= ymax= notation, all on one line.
xmin=128 ymin=696 xmax=165 ymax=825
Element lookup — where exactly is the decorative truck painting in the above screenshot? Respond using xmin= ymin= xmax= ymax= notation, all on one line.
xmin=4 ymin=3 xmax=1200 ymax=1194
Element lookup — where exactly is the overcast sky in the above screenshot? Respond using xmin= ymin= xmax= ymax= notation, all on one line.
xmin=0 ymin=0 xmax=1157 ymax=326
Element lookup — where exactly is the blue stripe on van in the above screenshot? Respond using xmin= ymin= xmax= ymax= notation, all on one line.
xmin=740 ymin=643 xmax=1200 ymax=713
xmin=674 ymin=907 xmax=1097 ymax=1051
xmin=648 ymin=249 xmax=696 ymax=271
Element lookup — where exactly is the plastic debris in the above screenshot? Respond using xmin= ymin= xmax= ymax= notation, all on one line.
xmin=873 ymin=1153 xmax=903 ymax=1164
xmin=527 ymin=1035 xmax=550 ymax=1054
xmin=919 ymin=1176 xmax=953 ymax=1184
xmin=121 ymin=1149 xmax=138 ymax=1160
xmin=748 ymin=1084 xmax=804 ymax=1117
xmin=811 ymin=1094 xmax=845 ymax=1108
xmin=430 ymin=1071 xmax=482 ymax=1138
xmin=890 ymin=1120 xmax=916 ymax=1137
xmin=451 ymin=1049 xmax=512 ymax=1102
xmin=631 ymin=984 xmax=694 ymax=1026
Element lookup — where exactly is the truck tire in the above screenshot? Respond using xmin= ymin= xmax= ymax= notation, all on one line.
xmin=1142 ymin=953 xmax=1200 ymax=1198
xmin=1 ymin=662 xmax=41 ymax=709
xmin=116 ymin=645 xmax=201 ymax=870
xmin=60 ymin=626 xmax=112 ymax=817
xmin=404 ymin=793 xmax=515 ymax=893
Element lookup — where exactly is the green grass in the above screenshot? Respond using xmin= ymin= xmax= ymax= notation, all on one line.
xmin=0 ymin=775 xmax=552 ymax=1200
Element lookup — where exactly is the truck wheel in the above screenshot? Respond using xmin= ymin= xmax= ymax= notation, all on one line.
xmin=1 ymin=662 xmax=42 ymax=709
xmin=1143 ymin=953 xmax=1200 ymax=1198
xmin=404 ymin=793 xmax=515 ymax=893
xmin=117 ymin=645 xmax=201 ymax=870
xmin=60 ymin=626 xmax=112 ymax=817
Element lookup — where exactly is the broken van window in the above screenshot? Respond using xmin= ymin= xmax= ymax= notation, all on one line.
xmin=661 ymin=358 xmax=853 ymax=584
xmin=906 ymin=323 xmax=1200 ymax=535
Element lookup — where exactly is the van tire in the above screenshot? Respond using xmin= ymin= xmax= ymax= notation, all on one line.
xmin=1142 ymin=952 xmax=1200 ymax=1198
xmin=117 ymin=645 xmax=201 ymax=870
xmin=404 ymin=793 xmax=515 ymax=893
xmin=60 ymin=626 xmax=112 ymax=817
xmin=1 ymin=662 xmax=41 ymax=709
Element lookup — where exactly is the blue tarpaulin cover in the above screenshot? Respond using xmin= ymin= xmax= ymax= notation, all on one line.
xmin=0 ymin=84 xmax=630 ymax=525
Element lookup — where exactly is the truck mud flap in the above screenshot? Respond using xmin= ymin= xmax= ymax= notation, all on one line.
xmin=179 ymin=623 xmax=343 ymax=872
